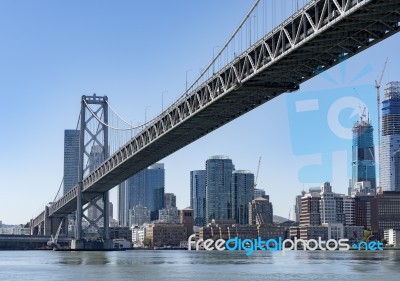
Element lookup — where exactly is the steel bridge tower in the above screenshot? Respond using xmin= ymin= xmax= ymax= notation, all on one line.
xmin=72 ymin=94 xmax=111 ymax=249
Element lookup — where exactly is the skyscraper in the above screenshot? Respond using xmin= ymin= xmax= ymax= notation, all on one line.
xmin=248 ymin=197 xmax=273 ymax=225
xmin=164 ymin=193 xmax=176 ymax=208
xmin=205 ymin=156 xmax=234 ymax=224
xmin=320 ymin=182 xmax=336 ymax=224
xmin=231 ymin=170 xmax=254 ymax=224
xmin=351 ymin=116 xmax=376 ymax=192
xmin=118 ymin=181 xmax=128 ymax=226
xmin=144 ymin=163 xmax=165 ymax=220
xmin=118 ymin=163 xmax=165 ymax=225
xmin=63 ymin=130 xmax=80 ymax=195
xmin=190 ymin=170 xmax=206 ymax=226
xmin=380 ymin=82 xmax=400 ymax=191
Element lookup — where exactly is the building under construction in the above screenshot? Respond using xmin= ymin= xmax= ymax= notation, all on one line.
xmin=351 ymin=110 xmax=376 ymax=193
xmin=380 ymin=81 xmax=400 ymax=192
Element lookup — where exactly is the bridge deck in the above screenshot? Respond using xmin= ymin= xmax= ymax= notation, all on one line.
xmin=32 ymin=0 xmax=400 ymax=226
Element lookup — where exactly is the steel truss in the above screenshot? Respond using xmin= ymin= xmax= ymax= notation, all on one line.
xmin=31 ymin=0 xmax=400 ymax=227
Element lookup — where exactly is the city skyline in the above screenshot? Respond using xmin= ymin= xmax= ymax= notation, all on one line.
xmin=1 ymin=1 xmax=400 ymax=224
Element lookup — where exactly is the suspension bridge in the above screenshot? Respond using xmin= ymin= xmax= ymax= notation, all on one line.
xmin=30 ymin=0 xmax=400 ymax=249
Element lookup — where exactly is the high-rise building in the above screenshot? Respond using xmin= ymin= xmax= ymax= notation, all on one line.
xmin=109 ymin=202 xmax=114 ymax=220
xmin=248 ymin=197 xmax=273 ymax=225
xmin=118 ymin=181 xmax=128 ymax=226
xmin=129 ymin=205 xmax=151 ymax=227
xmin=354 ymin=194 xmax=374 ymax=230
xmin=300 ymin=184 xmax=346 ymax=226
xmin=118 ymin=163 xmax=165 ymax=225
xmin=320 ymin=182 xmax=336 ymax=224
xmin=381 ymin=82 xmax=400 ymax=191
xmin=205 ymin=156 xmax=234 ymax=224
xmin=158 ymin=207 xmax=179 ymax=224
xmin=190 ymin=170 xmax=206 ymax=227
xmin=63 ymin=130 xmax=80 ymax=195
xmin=300 ymin=193 xmax=321 ymax=226
xmin=343 ymin=197 xmax=355 ymax=226
xmin=352 ymin=116 xmax=376 ymax=192
xmin=231 ymin=170 xmax=254 ymax=224
xmin=164 ymin=193 xmax=176 ymax=208
xmin=254 ymin=188 xmax=266 ymax=198
xmin=294 ymin=190 xmax=306 ymax=223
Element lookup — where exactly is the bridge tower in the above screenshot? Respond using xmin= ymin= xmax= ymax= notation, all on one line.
xmin=72 ymin=94 xmax=111 ymax=249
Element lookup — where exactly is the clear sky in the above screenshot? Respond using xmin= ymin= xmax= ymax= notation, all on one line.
xmin=0 ymin=0 xmax=399 ymax=224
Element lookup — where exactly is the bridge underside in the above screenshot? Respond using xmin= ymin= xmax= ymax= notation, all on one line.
xmin=32 ymin=0 xmax=400 ymax=227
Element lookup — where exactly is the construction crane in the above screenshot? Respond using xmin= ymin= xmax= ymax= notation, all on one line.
xmin=254 ymin=157 xmax=261 ymax=188
xmin=353 ymin=88 xmax=368 ymax=123
xmin=375 ymin=58 xmax=388 ymax=185
xmin=47 ymin=219 xmax=63 ymax=250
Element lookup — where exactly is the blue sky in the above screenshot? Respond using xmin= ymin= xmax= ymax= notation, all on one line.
xmin=0 ymin=0 xmax=399 ymax=224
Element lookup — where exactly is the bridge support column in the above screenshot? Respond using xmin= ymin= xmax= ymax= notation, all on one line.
xmin=76 ymin=182 xmax=83 ymax=240
xmin=71 ymin=94 xmax=112 ymax=250
xmin=43 ymin=206 xmax=51 ymax=236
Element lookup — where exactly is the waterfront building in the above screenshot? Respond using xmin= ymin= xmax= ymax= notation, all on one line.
xmin=107 ymin=226 xmax=132 ymax=241
xmin=129 ymin=205 xmax=151 ymax=227
xmin=145 ymin=223 xmax=187 ymax=248
xmin=297 ymin=223 xmax=363 ymax=243
xmin=0 ymin=226 xmax=30 ymax=235
xmin=354 ymin=194 xmax=374 ymax=230
xmin=63 ymin=130 xmax=80 ymax=194
xmin=384 ymin=229 xmax=400 ymax=246
xmin=199 ymin=224 xmax=285 ymax=241
xmin=248 ymin=197 xmax=273 ymax=225
xmin=380 ymin=82 xmax=400 ymax=191
xmin=343 ymin=226 xmax=364 ymax=243
xmin=231 ymin=170 xmax=254 ymax=224
xmin=190 ymin=170 xmax=206 ymax=227
xmin=205 ymin=156 xmax=234 ymax=224
xmin=131 ymin=224 xmax=148 ymax=247
xmin=351 ymin=116 xmax=376 ymax=192
xmin=371 ymin=191 xmax=400 ymax=239
xmin=180 ymin=207 xmax=194 ymax=239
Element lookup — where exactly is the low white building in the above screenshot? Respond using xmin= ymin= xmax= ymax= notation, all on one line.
xmin=323 ymin=223 xmax=344 ymax=240
xmin=132 ymin=224 xmax=148 ymax=247
xmin=0 ymin=226 xmax=30 ymax=235
xmin=384 ymin=229 xmax=400 ymax=246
